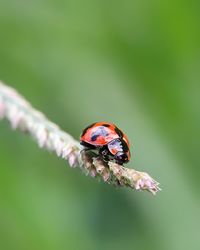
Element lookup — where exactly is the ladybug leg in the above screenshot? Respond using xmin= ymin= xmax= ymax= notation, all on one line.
xmin=81 ymin=148 xmax=98 ymax=159
xmin=99 ymin=146 xmax=110 ymax=162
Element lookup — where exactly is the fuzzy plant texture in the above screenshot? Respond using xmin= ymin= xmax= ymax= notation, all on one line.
xmin=0 ymin=81 xmax=160 ymax=194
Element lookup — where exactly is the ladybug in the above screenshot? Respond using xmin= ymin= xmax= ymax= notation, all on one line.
xmin=80 ymin=122 xmax=131 ymax=165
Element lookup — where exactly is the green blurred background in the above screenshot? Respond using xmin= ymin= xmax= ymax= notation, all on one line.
xmin=0 ymin=0 xmax=200 ymax=250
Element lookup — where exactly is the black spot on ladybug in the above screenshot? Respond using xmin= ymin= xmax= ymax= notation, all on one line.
xmin=81 ymin=123 xmax=96 ymax=137
xmin=91 ymin=126 xmax=109 ymax=141
xmin=114 ymin=127 xmax=124 ymax=138
xmin=102 ymin=123 xmax=110 ymax=127
xmin=91 ymin=134 xmax=98 ymax=141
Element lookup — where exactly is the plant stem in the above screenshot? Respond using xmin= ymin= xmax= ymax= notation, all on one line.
xmin=0 ymin=81 xmax=160 ymax=194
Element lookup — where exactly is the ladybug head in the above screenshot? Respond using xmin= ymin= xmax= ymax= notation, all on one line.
xmin=107 ymin=139 xmax=130 ymax=165
xmin=114 ymin=151 xmax=129 ymax=165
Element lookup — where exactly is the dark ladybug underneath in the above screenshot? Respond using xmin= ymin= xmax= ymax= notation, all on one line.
xmin=80 ymin=122 xmax=131 ymax=165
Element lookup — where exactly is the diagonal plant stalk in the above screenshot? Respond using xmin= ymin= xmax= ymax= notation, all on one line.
xmin=0 ymin=81 xmax=160 ymax=194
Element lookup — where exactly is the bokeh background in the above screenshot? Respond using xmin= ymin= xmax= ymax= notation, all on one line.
xmin=0 ymin=1 xmax=200 ymax=250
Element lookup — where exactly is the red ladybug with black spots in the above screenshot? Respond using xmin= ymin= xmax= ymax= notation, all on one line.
xmin=80 ymin=122 xmax=131 ymax=165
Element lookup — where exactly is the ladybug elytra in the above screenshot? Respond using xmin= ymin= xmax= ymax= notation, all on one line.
xmin=80 ymin=122 xmax=131 ymax=165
